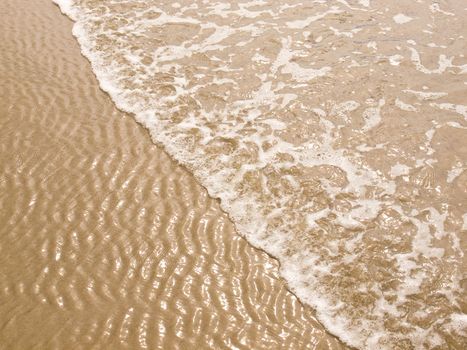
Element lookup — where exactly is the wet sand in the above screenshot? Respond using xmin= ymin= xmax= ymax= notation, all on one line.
xmin=0 ymin=0 xmax=346 ymax=349
xmin=49 ymin=0 xmax=467 ymax=347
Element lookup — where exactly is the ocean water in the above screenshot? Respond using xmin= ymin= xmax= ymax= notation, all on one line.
xmin=53 ymin=0 xmax=466 ymax=348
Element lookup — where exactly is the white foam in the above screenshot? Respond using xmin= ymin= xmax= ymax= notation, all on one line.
xmin=447 ymin=164 xmax=465 ymax=183
xmin=429 ymin=3 xmax=455 ymax=16
xmin=409 ymin=48 xmax=454 ymax=74
xmin=362 ymin=99 xmax=385 ymax=131
xmin=272 ymin=37 xmax=331 ymax=82
xmin=330 ymin=100 xmax=360 ymax=123
xmin=431 ymin=103 xmax=467 ymax=120
xmin=307 ymin=208 xmax=331 ymax=229
xmin=53 ymin=1 xmax=467 ymax=348
xmin=388 ymin=54 xmax=403 ymax=66
xmin=390 ymin=163 xmax=410 ymax=177
xmin=367 ymin=41 xmax=377 ymax=50
xmin=393 ymin=13 xmax=413 ymax=24
xmin=403 ymin=89 xmax=448 ymax=101
xmin=329 ymin=26 xmax=362 ymax=38
xmin=395 ymin=98 xmax=417 ymax=111
xmin=286 ymin=7 xmax=342 ymax=29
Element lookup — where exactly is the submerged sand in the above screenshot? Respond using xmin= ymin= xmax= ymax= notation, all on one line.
xmin=51 ymin=0 xmax=467 ymax=348
xmin=0 ymin=0 xmax=345 ymax=348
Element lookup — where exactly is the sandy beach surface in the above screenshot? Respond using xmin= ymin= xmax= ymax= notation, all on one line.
xmin=0 ymin=0 xmax=345 ymax=349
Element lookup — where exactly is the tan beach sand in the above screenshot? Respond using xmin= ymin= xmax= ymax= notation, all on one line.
xmin=0 ymin=0 xmax=346 ymax=348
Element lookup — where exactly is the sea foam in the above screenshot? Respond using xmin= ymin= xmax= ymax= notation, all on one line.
xmin=53 ymin=0 xmax=467 ymax=348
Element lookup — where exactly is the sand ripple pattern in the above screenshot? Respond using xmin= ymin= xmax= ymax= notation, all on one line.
xmin=0 ymin=1 xmax=345 ymax=349
xmin=53 ymin=0 xmax=467 ymax=348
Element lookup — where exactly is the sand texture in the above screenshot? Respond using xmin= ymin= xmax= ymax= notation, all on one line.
xmin=0 ymin=0 xmax=345 ymax=349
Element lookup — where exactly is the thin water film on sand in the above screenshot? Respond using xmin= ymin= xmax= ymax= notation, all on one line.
xmin=54 ymin=0 xmax=467 ymax=348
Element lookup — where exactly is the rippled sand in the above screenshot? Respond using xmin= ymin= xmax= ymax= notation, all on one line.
xmin=52 ymin=0 xmax=467 ymax=348
xmin=0 ymin=0 xmax=346 ymax=349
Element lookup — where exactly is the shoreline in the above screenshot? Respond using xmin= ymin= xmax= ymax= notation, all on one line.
xmin=0 ymin=0 xmax=345 ymax=348
xmin=48 ymin=0 xmax=467 ymax=348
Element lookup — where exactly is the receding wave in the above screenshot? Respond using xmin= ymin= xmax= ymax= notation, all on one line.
xmin=54 ymin=0 xmax=466 ymax=348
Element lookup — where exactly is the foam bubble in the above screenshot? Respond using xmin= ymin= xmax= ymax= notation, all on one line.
xmin=393 ymin=13 xmax=413 ymax=24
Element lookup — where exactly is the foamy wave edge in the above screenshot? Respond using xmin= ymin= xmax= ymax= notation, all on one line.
xmin=52 ymin=1 xmax=466 ymax=349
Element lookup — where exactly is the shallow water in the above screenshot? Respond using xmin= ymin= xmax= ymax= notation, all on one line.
xmin=52 ymin=0 xmax=467 ymax=348
xmin=0 ymin=0 xmax=347 ymax=348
